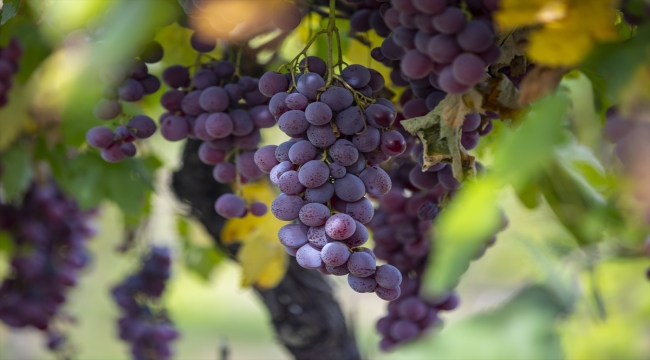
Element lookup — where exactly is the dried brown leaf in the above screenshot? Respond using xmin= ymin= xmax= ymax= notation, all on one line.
xmin=518 ymin=66 xmax=569 ymax=106
xmin=441 ymin=89 xmax=484 ymax=129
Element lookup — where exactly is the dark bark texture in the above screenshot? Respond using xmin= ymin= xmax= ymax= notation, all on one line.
xmin=172 ymin=139 xmax=361 ymax=360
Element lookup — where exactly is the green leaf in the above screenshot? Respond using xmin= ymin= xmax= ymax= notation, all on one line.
xmin=0 ymin=0 xmax=20 ymax=26
xmin=515 ymin=181 xmax=541 ymax=209
xmin=0 ymin=142 xmax=34 ymax=202
xmin=0 ymin=231 xmax=14 ymax=255
xmin=177 ymin=217 xmax=224 ymax=282
xmin=388 ymin=285 xmax=571 ymax=360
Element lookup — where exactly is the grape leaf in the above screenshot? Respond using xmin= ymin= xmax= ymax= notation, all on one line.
xmin=401 ymin=102 xmax=475 ymax=181
xmin=177 ymin=217 xmax=225 ymax=282
xmin=0 ymin=0 xmax=20 ymax=26
xmin=221 ymin=181 xmax=288 ymax=289
xmin=495 ymin=0 xmax=619 ymax=67
xmin=518 ymin=66 xmax=570 ymax=106
xmin=441 ymin=89 xmax=483 ymax=129
xmin=0 ymin=142 xmax=34 ymax=202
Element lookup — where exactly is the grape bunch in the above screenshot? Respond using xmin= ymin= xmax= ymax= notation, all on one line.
xmin=0 ymin=37 xmax=23 ymax=108
xmin=0 ymin=181 xmax=96 ymax=352
xmin=88 ymin=41 xmax=164 ymax=162
xmin=158 ymin=35 xmax=272 ymax=219
xmin=255 ymin=60 xmax=407 ymax=300
xmin=179 ymin=0 xmax=302 ymax=40
xmin=112 ymin=246 xmax=179 ymax=360
xmin=378 ymin=0 xmax=501 ymax=94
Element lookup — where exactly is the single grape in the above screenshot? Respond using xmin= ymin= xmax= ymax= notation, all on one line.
xmin=235 ymin=127 xmax=261 ymax=150
xmin=213 ymin=163 xmax=236 ymax=183
xmin=320 ymin=241 xmax=351 ymax=267
xmin=278 ymin=224 xmax=308 ymax=248
xmin=193 ymin=68 xmax=219 ymax=90
xmin=359 ymin=166 xmax=391 ymax=196
xmin=160 ymin=90 xmax=185 ymax=111
xmin=160 ymin=115 xmax=189 ymax=141
xmin=432 ymin=7 xmax=466 ymax=34
xmin=230 ymin=109 xmax=255 ymax=137
xmin=296 ymin=244 xmax=322 ymax=269
xmin=269 ymin=161 xmax=294 ymax=186
xmin=304 ymin=182 xmax=335 ymax=204
xmin=298 ymin=160 xmax=330 ymax=188
xmin=205 ymin=112 xmax=234 ymax=139
xmin=193 ymin=113 xmax=214 ymax=141
xmin=190 ymin=32 xmax=216 ymax=52
xmin=307 ymin=124 xmax=337 ymax=148
xmin=288 ymin=140 xmax=318 ymax=165
xmin=224 ymin=83 xmax=243 ymax=102
xmin=305 ymin=102 xmax=333 ymax=126
xmin=380 ymin=36 xmax=406 ymax=61
xmin=297 ymin=72 xmax=325 ymax=100
xmin=284 ymin=93 xmax=309 ymax=111
xmin=438 ymin=66 xmax=470 ymax=94
xmin=352 ymin=127 xmax=381 ymax=152
xmin=344 ymin=220 xmax=369 ymax=247
xmin=162 ymin=65 xmax=190 ymax=88
xmin=367 ymin=68 xmax=385 ymax=93
xmin=275 ymin=141 xmax=294 ymax=162
xmin=199 ymin=86 xmax=229 ymax=113
xmin=250 ymin=202 xmax=268 ymax=217
xmin=345 ymin=198 xmax=374 ymax=224
xmin=461 ymin=130 xmax=480 ymax=150
xmin=198 ymin=142 xmax=226 ymax=165
xmin=457 ymin=21 xmax=493 ymax=53
xmin=320 ymin=86 xmax=353 ymax=112
xmin=215 ymin=194 xmax=246 ymax=218
xmin=333 ymin=174 xmax=365 ymax=202
xmin=237 ymin=151 xmax=262 ymax=180
xmin=365 ymin=104 xmax=396 ymax=128
xmin=347 ymin=251 xmax=376 ymax=277
xmin=427 ymin=34 xmax=461 ymax=63
xmin=326 ymin=263 xmax=350 ymax=276
xmin=345 ymin=154 xmax=366 ymax=175
xmin=119 ymin=142 xmax=137 ymax=157
xmin=86 ymin=126 xmax=114 ymax=149
xmin=278 ymin=110 xmax=310 ymax=136
xmin=325 ymin=213 xmax=356 ymax=240
xmin=272 ymin=1 xmax=302 ymax=31
xmin=375 ymin=265 xmax=402 ymax=289
xmin=330 ymin=139 xmax=359 ymax=167
xmin=259 ymin=71 xmax=289 ymax=97
xmin=401 ymin=50 xmax=433 ymax=80
xmin=140 ymin=74 xmax=161 ymax=94
xmin=335 ymin=107 xmax=365 ymax=135
xmin=380 ymin=130 xmax=406 ymax=157
xmin=376 ymin=286 xmax=401 ymax=301
xmin=271 ymin=193 xmax=304 ymax=221
xmin=181 ymin=90 xmax=203 ymax=115
xmin=347 ymin=274 xmax=377 ymax=293
xmin=278 ymin=170 xmax=305 ymax=195
xmin=101 ymin=144 xmax=125 ymax=163
xmin=298 ymin=56 xmax=327 ymax=77
xmin=452 ymin=53 xmax=486 ymax=86
xmin=341 ymin=64 xmax=371 ymax=88
xmin=299 ymin=203 xmax=331 ymax=228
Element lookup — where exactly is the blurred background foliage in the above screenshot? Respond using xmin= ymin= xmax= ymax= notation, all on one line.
xmin=0 ymin=0 xmax=648 ymax=359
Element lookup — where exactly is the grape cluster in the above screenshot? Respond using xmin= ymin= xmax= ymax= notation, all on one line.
xmin=349 ymin=0 xmax=392 ymax=38
xmin=158 ymin=37 xmax=272 ymax=219
xmin=0 ymin=37 xmax=23 ymax=108
xmin=256 ymin=60 xmax=406 ymax=300
xmin=179 ymin=0 xmax=302 ymax=40
xmin=0 ymin=181 xmax=96 ymax=352
xmin=112 ymin=246 xmax=179 ymax=360
xmin=376 ymin=0 xmax=501 ymax=94
xmin=604 ymin=106 xmax=650 ymax=280
xmin=88 ymin=41 xmax=164 ymax=162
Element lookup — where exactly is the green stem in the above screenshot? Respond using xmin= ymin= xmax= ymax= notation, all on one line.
xmin=325 ymin=0 xmax=336 ymax=85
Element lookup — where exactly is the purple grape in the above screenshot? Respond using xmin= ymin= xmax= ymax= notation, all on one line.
xmin=438 ymin=66 xmax=470 ymax=94
xmin=139 ymin=41 xmax=164 ymax=63
xmin=278 ymin=224 xmax=308 ymax=248
xmin=320 ymin=87 xmax=354 ymax=112
xmin=427 ymin=34 xmax=462 ymax=63
xmin=224 ymin=83 xmax=243 ymax=102
xmin=259 ymin=71 xmax=289 ymax=97
xmin=250 ymin=105 xmax=275 ymax=128
xmin=326 ymin=263 xmax=350 ymax=276
xmin=271 ymin=193 xmax=304 ymax=221
xmin=254 ymin=145 xmax=279 ymax=173
xmin=269 ymin=161 xmax=294 ymax=186
xmin=193 ymin=113 xmax=213 ymax=141
xmin=298 ymin=160 xmax=330 ymax=188
xmin=341 ymin=64 xmax=371 ymax=88
xmin=237 ymin=151 xmax=262 ymax=180
xmin=329 ymin=162 xmax=347 ymax=179
xmin=296 ymin=244 xmax=322 ymax=269
xmin=181 ymin=90 xmax=203 ymax=115
xmin=376 ymin=285 xmax=401 ymax=301
xmin=452 ymin=53 xmax=486 ymax=86
xmin=307 ymin=225 xmax=330 ymax=248
xmin=297 ymin=72 xmax=325 ymax=100
xmin=334 ymin=174 xmax=365 ymax=202
xmin=347 ymin=251 xmax=376 ymax=277
xmin=299 ymin=203 xmax=330 ymax=227
xmin=275 ymin=141 xmax=294 ymax=162
xmin=230 ymin=109 xmax=255 ymax=136
xmin=345 ymin=153 xmax=366 ymax=175
xmin=401 ymin=50 xmax=432 ymax=80
xmin=205 ymin=112 xmax=233 ymax=139
xmin=366 ymin=104 xmax=396 ymax=128
xmin=343 ymin=220 xmax=369 ymax=247
xmin=215 ymin=194 xmax=246 ymax=218
xmin=380 ymin=130 xmax=406 ymax=157
xmin=213 ymin=163 xmax=236 ymax=183
xmin=432 ymin=7 xmax=467 ymax=34
xmin=160 ymin=115 xmax=189 ymax=141
xmin=199 ymin=86 xmax=229 ymax=113
xmin=190 ymin=32 xmax=216 ymax=52
xmin=162 ymin=65 xmax=189 ymax=88
xmin=86 ymin=126 xmax=114 ymax=149
xmin=380 ymin=36 xmax=406 ymax=61
xmin=347 ymin=274 xmax=377 ymax=293
xmin=462 ymin=112 xmax=481 ymax=132
xmin=272 ymin=1 xmax=302 ymax=31
xmin=307 ymin=124 xmax=337 ymax=148
xmin=160 ymin=90 xmax=185 ymax=111
xmin=330 ymin=139 xmax=359 ymax=167
xmin=119 ymin=142 xmax=137 ymax=157
xmin=299 ymin=56 xmax=327 ymax=77
xmin=278 ymin=110 xmax=310 ymax=136
xmin=398 ymin=297 xmax=428 ymax=321
xmin=461 ymin=130 xmax=480 ymax=150
xmin=437 ymin=165 xmax=461 ymax=190
xmin=127 ymin=115 xmax=157 ymax=139
xmin=288 ymin=140 xmax=317 ymax=165
xmin=359 ymin=166 xmax=391 ymax=196
xmin=101 ymin=144 xmax=125 ymax=163
xmin=389 ymin=320 xmax=420 ymax=342
xmin=140 ymin=74 xmax=161 ymax=94
xmin=193 ymin=68 xmax=219 ymax=90
xmin=409 ymin=166 xmax=439 ymax=190
xmin=304 ymin=182 xmax=335 ymax=204
xmin=457 ymin=21 xmax=493 ymax=53
xmin=305 ymin=102 xmax=333 ymax=126
xmin=375 ymin=265 xmax=402 ymax=289
xmin=321 ymin=241 xmax=351 ymax=267
xmin=352 ymin=127 xmax=381 ymax=152
xmin=198 ymin=142 xmax=226 ymax=165
xmin=335 ymin=107 xmax=365 ymax=135
xmin=345 ymin=198 xmax=374 ymax=224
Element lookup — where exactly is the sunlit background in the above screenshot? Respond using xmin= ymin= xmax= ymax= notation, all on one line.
xmin=0 ymin=0 xmax=648 ymax=359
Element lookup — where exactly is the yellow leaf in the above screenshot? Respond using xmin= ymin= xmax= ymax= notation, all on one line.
xmin=220 ymin=180 xmax=288 ymax=289
xmin=495 ymin=0 xmax=619 ymax=66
